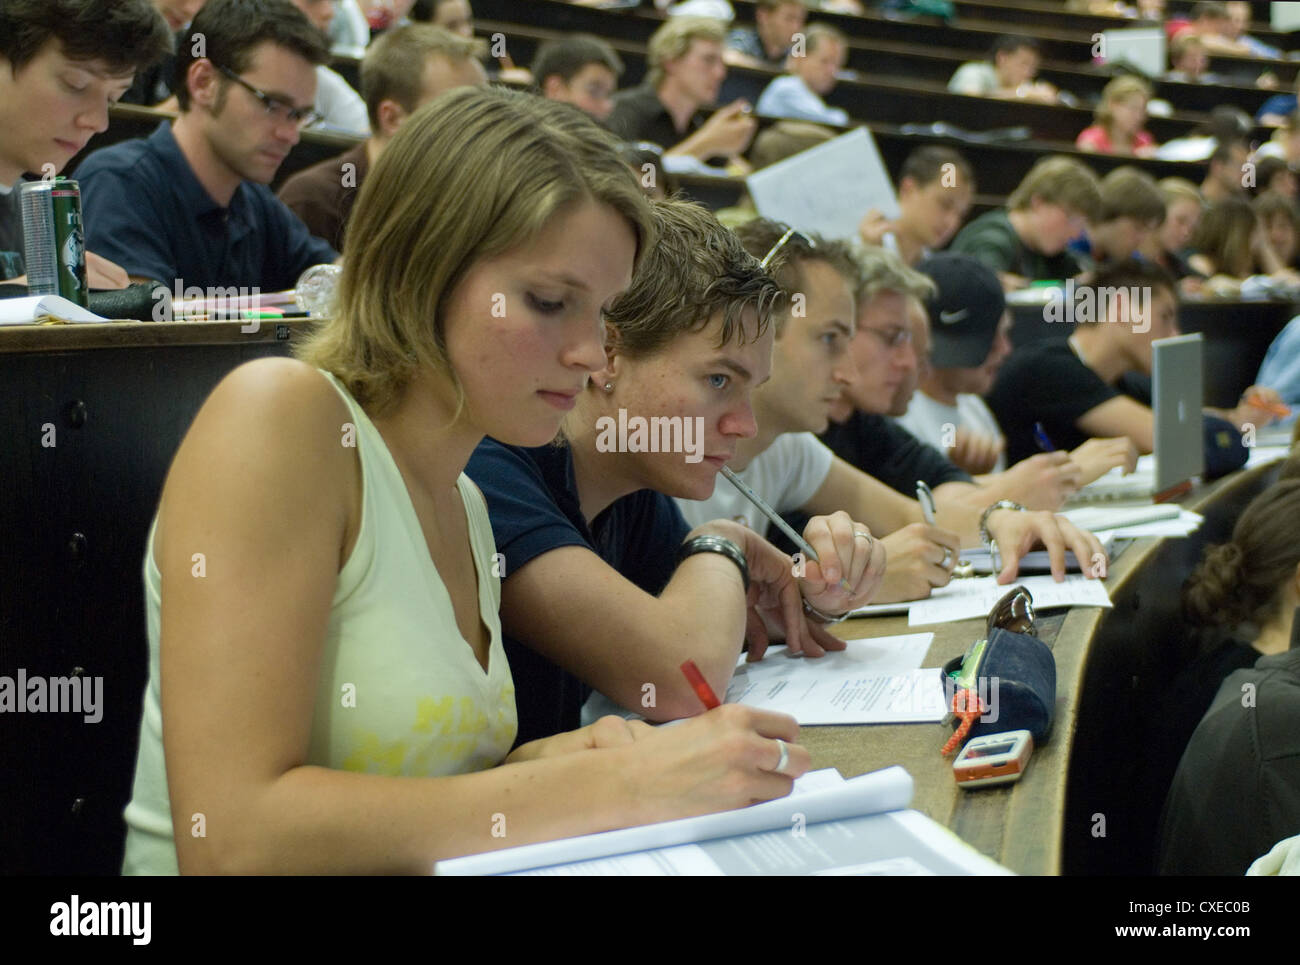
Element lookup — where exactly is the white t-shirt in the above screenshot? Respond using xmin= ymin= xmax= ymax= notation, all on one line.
xmin=898 ymin=391 xmax=1007 ymax=473
xmin=675 ymin=432 xmax=834 ymax=532
xmin=948 ymin=61 xmax=998 ymax=96
xmin=313 ymin=65 xmax=369 ymax=137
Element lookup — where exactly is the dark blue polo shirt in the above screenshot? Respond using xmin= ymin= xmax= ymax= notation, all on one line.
xmin=466 ymin=437 xmax=689 ymax=745
xmin=74 ymin=122 xmax=337 ymax=291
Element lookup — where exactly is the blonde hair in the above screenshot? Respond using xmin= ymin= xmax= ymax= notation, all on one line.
xmin=1094 ymin=75 xmax=1151 ymax=133
xmin=294 ymin=87 xmax=655 ymax=416
xmin=1158 ymin=176 xmax=1204 ymax=208
xmin=804 ymin=22 xmax=847 ymax=54
xmin=647 ymin=16 xmax=726 ymax=88
xmin=853 ymin=245 xmax=936 ymax=304
xmin=1008 ymin=155 xmax=1103 ymax=222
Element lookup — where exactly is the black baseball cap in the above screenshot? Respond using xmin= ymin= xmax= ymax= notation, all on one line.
xmin=918 ymin=253 xmax=1006 ymax=369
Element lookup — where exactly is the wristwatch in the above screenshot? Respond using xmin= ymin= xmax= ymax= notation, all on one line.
xmin=802 ymin=597 xmax=852 ymax=625
xmin=978 ymin=500 xmax=1027 ymax=548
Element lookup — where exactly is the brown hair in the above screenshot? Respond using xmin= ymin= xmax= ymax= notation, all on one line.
xmin=732 ymin=219 xmax=860 ymax=335
xmin=1099 ymin=166 xmax=1166 ymax=226
xmin=360 ymin=24 xmax=485 ymax=130
xmin=1184 ymin=479 xmax=1300 ymax=629
xmin=294 ymin=87 xmax=654 ymax=416
xmin=604 ymin=199 xmax=783 ymax=357
xmin=1191 ymin=196 xmax=1257 ymax=278
xmin=1094 ymin=75 xmax=1152 ymax=134
xmin=1008 ymin=155 xmax=1103 ymax=222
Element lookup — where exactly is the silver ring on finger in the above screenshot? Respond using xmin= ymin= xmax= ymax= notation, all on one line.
xmin=853 ymin=529 xmax=872 ymax=547
xmin=940 ymin=546 xmax=954 ymax=570
xmin=772 ymin=738 xmax=790 ymax=776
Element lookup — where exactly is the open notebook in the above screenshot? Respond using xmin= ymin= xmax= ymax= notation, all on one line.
xmin=434 ymin=766 xmax=1011 ymax=876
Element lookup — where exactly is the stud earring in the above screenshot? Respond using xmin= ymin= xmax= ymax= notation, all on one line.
xmin=603 ymin=382 xmax=614 ymax=392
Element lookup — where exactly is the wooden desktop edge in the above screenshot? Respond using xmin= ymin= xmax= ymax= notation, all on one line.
xmin=807 ymin=462 xmax=1278 ymax=875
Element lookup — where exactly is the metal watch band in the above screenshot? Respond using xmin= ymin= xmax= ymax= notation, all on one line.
xmin=677 ymin=535 xmax=750 ymax=592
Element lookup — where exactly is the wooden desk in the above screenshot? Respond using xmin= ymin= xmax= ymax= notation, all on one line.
xmin=0 ymin=320 xmax=308 ymax=874
xmin=813 ymin=457 xmax=1282 ymax=874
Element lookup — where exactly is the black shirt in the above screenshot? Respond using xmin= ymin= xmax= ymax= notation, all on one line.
xmin=1158 ymin=647 xmax=1300 ymax=875
xmin=772 ymin=412 xmax=973 ymax=556
xmin=607 ymin=83 xmax=706 ymax=152
xmin=465 ymin=438 xmax=690 ymax=745
xmin=986 ymin=338 xmax=1120 ymax=466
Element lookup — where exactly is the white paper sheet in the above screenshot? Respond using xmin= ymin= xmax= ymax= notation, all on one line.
xmin=726 ymin=635 xmax=943 ymax=725
xmin=747 ymin=127 xmax=898 ymax=240
xmin=904 ymin=574 xmax=1111 ymax=626
xmin=0 ymin=294 xmax=105 ymax=324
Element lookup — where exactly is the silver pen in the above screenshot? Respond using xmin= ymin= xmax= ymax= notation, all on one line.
xmin=720 ymin=466 xmax=854 ymax=593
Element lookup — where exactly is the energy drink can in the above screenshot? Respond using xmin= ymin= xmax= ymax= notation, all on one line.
xmin=20 ymin=178 xmax=88 ymax=307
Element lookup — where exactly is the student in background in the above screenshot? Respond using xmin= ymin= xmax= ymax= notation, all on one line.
xmin=468 ymin=201 xmax=885 ymax=745
xmin=1200 ymin=139 xmax=1250 ymax=203
xmin=1224 ymin=0 xmax=1282 ymax=59
xmin=857 ymin=290 xmax=1094 ymax=512
xmin=607 ymin=17 xmax=756 ymax=169
xmin=986 ymin=259 xmax=1279 ymax=465
xmin=947 ymin=35 xmax=1059 ymax=104
xmin=1159 ymin=480 xmax=1300 ymax=875
xmin=1257 ymin=192 xmax=1300 ymax=270
xmin=724 ymin=0 xmax=807 ymax=70
xmin=705 ymin=232 xmax=1106 ymax=601
xmin=77 ymin=0 xmax=339 ymax=290
xmin=124 ymin=87 xmax=819 ymax=874
xmin=1139 ymin=177 xmax=1206 ymax=289
xmin=1075 ymin=76 xmax=1157 ymax=158
xmin=289 ymin=0 xmax=370 ymax=134
xmin=713 ymin=120 xmax=835 ymax=228
xmin=754 ymin=23 xmax=849 ymax=126
xmin=1085 ymin=166 xmax=1166 ymax=265
xmin=1251 ymin=156 xmax=1298 ymax=201
xmin=1189 ymin=196 xmax=1297 ymax=287
xmin=1165 ymin=33 xmax=1210 ymax=83
xmin=856 ymin=146 xmax=975 ymax=267
xmin=279 ymin=25 xmax=486 ymax=250
xmin=1256 ymin=111 xmax=1300 ymax=165
xmin=531 ymin=34 xmax=624 ymax=123
xmin=0 ymin=0 xmax=172 ymax=285
xmin=950 ymin=155 xmax=1102 ymax=290
xmin=899 ymin=253 xmax=1136 ymax=489
xmin=411 ymin=0 xmax=472 ymax=36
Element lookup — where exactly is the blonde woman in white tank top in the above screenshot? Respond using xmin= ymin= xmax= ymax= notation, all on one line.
xmin=121 ymin=87 xmax=815 ymax=874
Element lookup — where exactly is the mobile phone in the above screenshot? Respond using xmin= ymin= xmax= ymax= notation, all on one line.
xmin=952 ymin=730 xmax=1033 ymax=789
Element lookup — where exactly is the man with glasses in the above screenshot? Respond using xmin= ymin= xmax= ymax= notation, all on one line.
xmin=77 ymin=0 xmax=338 ymax=292
xmin=678 ymin=226 xmax=1107 ymax=601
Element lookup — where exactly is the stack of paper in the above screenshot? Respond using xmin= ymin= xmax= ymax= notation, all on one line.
xmin=434 ymin=766 xmax=1012 ymax=876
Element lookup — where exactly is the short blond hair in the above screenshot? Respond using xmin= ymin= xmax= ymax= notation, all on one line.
xmin=295 ymin=87 xmax=655 ymax=416
xmin=1095 ymin=75 xmax=1151 ymax=131
xmin=1008 ymin=155 xmax=1103 ymax=222
xmin=360 ymin=24 xmax=486 ymax=131
xmin=1157 ymin=176 xmax=1203 ymax=208
xmin=647 ymin=16 xmax=726 ymax=88
xmin=854 ymin=245 xmax=935 ymax=305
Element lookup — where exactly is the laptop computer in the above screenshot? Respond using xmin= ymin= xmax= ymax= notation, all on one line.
xmin=1067 ymin=333 xmax=1205 ymax=504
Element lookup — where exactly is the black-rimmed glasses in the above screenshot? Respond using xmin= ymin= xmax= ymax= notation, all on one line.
xmin=215 ymin=65 xmax=323 ymax=129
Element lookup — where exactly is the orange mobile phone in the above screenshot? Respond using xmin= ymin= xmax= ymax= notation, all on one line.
xmin=952 ymin=730 xmax=1033 ymax=789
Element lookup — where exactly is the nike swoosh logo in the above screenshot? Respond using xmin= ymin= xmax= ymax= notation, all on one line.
xmin=939 ymin=309 xmax=968 ymax=324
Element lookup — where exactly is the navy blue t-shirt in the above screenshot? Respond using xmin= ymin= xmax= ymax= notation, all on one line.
xmin=466 ymin=438 xmax=690 ymax=745
xmin=75 ymin=122 xmax=337 ymax=291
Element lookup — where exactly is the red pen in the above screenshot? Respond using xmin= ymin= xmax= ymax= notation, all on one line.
xmin=680 ymin=660 xmax=721 ymax=710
